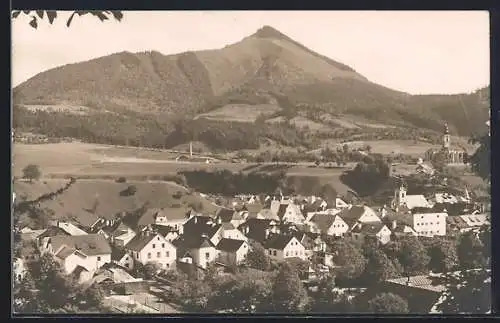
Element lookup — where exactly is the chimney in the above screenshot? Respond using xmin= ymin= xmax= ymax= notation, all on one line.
xmin=194 ymin=217 xmax=198 ymax=224
xmin=392 ymin=220 xmax=397 ymax=230
xmin=265 ymin=228 xmax=270 ymax=239
xmin=245 ymin=226 xmax=249 ymax=234
xmin=406 ymin=276 xmax=411 ymax=286
xmin=189 ymin=141 xmax=193 ymax=158
xmin=217 ymin=217 xmax=222 ymax=224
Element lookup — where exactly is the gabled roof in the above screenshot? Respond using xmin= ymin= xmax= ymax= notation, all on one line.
xmin=183 ymin=216 xmax=222 ymax=238
xmin=216 ymin=208 xmax=238 ymax=222
xmin=50 ymin=234 xmax=111 ymax=256
xmin=144 ymin=207 xmax=190 ymax=222
xmin=216 ymin=238 xmax=246 ymax=252
xmin=173 ymin=235 xmax=216 ymax=249
xmin=221 ymin=222 xmax=236 ymax=230
xmin=337 ymin=206 xmax=366 ymax=227
xmin=111 ymin=246 xmax=128 ymax=261
xmin=404 ymin=195 xmax=432 ymax=209
xmin=125 ymin=233 xmax=160 ymax=252
xmin=293 ymin=232 xmax=315 ymax=250
xmin=65 ymin=210 xmax=100 ymax=229
xmin=38 ymin=226 xmax=71 ymax=239
xmin=276 ymin=204 xmax=289 ymax=219
xmin=351 ymin=222 xmax=386 ymax=235
xmin=309 ymin=214 xmax=342 ymax=233
xmin=264 ymin=234 xmax=298 ymax=250
xmin=55 ymin=245 xmax=75 ymax=260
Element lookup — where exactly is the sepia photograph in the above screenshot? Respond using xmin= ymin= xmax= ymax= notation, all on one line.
xmin=11 ymin=10 xmax=491 ymax=315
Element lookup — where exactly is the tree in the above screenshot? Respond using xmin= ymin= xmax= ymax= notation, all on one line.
xmin=271 ymin=262 xmax=310 ymax=312
xmin=362 ymin=249 xmax=400 ymax=284
xmin=13 ymin=254 xmax=104 ymax=313
xmin=427 ymin=238 xmax=458 ymax=273
xmin=172 ymin=279 xmax=212 ymax=312
xmin=22 ymin=164 xmax=41 ymax=182
xmin=469 ymin=132 xmax=490 ymax=183
xmin=367 ymin=292 xmax=409 ymax=313
xmin=437 ymin=269 xmax=490 ymax=314
xmin=398 ymin=236 xmax=430 ymax=276
xmin=245 ymin=241 xmax=272 ymax=271
xmin=331 ymin=239 xmax=367 ymax=284
xmin=431 ymin=151 xmax=448 ymax=173
xmin=11 ymin=10 xmax=123 ymax=29
xmin=457 ymin=232 xmax=487 ymax=269
xmin=311 ymin=275 xmax=355 ymax=313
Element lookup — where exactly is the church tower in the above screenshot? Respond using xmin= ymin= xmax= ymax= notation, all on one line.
xmin=392 ymin=182 xmax=407 ymax=210
xmin=443 ymin=122 xmax=451 ymax=149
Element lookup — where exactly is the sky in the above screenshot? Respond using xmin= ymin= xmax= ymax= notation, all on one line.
xmin=12 ymin=10 xmax=490 ymax=94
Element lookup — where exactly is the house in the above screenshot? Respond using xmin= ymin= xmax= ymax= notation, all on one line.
xmin=124 ymin=232 xmax=177 ymax=270
xmin=447 ymin=213 xmax=489 ymax=233
xmin=293 ymin=232 xmax=327 ymax=257
xmin=216 ymin=238 xmax=249 ymax=267
xmin=263 ymin=234 xmax=307 ymax=261
xmin=147 ymin=207 xmax=191 ymax=234
xmin=387 ymin=218 xmax=418 ymax=238
xmin=391 ymin=184 xmax=432 ymax=210
xmin=64 ymin=210 xmax=102 ymax=233
xmin=307 ymin=213 xmax=349 ymax=237
xmin=57 ymin=222 xmax=88 ymax=236
xmin=238 ymin=218 xmax=280 ymax=244
xmin=416 ymin=161 xmax=435 ymax=176
xmin=220 ymin=222 xmax=247 ymax=241
xmin=334 ymin=197 xmax=350 ymax=209
xmin=111 ymin=246 xmax=134 ymax=271
xmin=350 ymin=222 xmax=392 ymax=245
xmin=337 ymin=205 xmax=382 ymax=230
xmin=412 ymin=212 xmax=447 ymax=237
xmin=274 ymin=203 xmax=305 ymax=224
xmin=173 ymin=234 xmax=219 ymax=269
xmin=46 ymin=234 xmax=112 ymax=277
xmin=215 ymin=208 xmax=246 ymax=228
xmin=183 ymin=215 xmax=224 ymax=246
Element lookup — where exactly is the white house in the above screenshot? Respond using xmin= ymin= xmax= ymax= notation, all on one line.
xmin=146 ymin=207 xmax=191 ymax=234
xmin=335 ymin=197 xmax=350 ymax=209
xmin=174 ymin=234 xmax=219 ymax=269
xmin=307 ymin=214 xmax=349 ymax=237
xmin=276 ymin=203 xmax=305 ymax=224
xmin=216 ymin=238 xmax=249 ymax=267
xmin=350 ymin=222 xmax=392 ymax=245
xmin=47 ymin=234 xmax=112 ymax=278
xmin=412 ymin=212 xmax=448 ymax=237
xmin=13 ymin=257 xmax=27 ymax=283
xmin=125 ymin=232 xmax=177 ymax=270
xmin=264 ymin=235 xmax=307 ymax=261
xmin=220 ymin=222 xmax=248 ymax=241
xmin=111 ymin=248 xmax=135 ymax=271
xmin=338 ymin=205 xmax=382 ymax=229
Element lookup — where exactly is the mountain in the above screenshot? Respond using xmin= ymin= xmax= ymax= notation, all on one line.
xmin=13 ymin=26 xmax=489 ymax=141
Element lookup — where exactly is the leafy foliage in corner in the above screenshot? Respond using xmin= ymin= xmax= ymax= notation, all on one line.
xmin=366 ymin=292 xmax=409 ymax=313
xmin=11 ymin=10 xmax=123 ymax=29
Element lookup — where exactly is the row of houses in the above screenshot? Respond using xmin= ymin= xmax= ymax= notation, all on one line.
xmin=15 ymin=184 xmax=489 ymax=286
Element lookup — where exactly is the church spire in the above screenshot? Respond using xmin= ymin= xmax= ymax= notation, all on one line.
xmin=443 ymin=122 xmax=451 ymax=149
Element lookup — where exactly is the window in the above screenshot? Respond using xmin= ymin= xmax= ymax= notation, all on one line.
xmin=157 ymin=237 xmax=160 ymax=241
xmin=295 ymin=251 xmax=298 ymax=256
xmin=286 ymin=252 xmax=289 ymax=257
xmin=166 ymin=264 xmax=170 ymax=268
xmin=166 ymin=251 xmax=170 ymax=257
xmin=205 ymin=252 xmax=210 ymax=259
xmin=152 ymin=244 xmax=156 ymax=249
xmin=436 ymin=222 xmax=439 ymax=225
xmin=268 ymin=250 xmax=272 ymax=255
xmin=273 ymin=250 xmax=277 ymax=256
xmin=97 ymin=256 xmax=101 ymax=261
xmin=162 ymin=243 xmax=165 ymax=248
xmin=157 ymin=252 xmax=161 ymax=258
xmin=147 ymin=253 xmax=151 ymax=259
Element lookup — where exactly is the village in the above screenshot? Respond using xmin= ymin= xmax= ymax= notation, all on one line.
xmin=12 ymin=148 xmax=491 ymax=314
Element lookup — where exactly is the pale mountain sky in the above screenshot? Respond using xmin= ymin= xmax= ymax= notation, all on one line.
xmin=12 ymin=10 xmax=489 ymax=94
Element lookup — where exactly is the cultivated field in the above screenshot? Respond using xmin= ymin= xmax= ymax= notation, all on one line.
xmin=195 ymin=103 xmax=280 ymax=123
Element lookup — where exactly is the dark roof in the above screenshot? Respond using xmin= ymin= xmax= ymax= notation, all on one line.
xmin=216 ymin=238 xmax=246 ymax=252
xmin=309 ymin=214 xmax=338 ymax=233
xmin=293 ymin=232 xmax=315 ymax=250
xmin=216 ymin=208 xmax=237 ymax=222
xmin=173 ymin=235 xmax=216 ymax=250
xmin=277 ymin=204 xmax=288 ymax=219
xmin=446 ymin=216 xmax=470 ymax=229
xmin=50 ymin=234 xmax=111 ymax=256
xmin=242 ymin=203 xmax=263 ymax=214
xmin=221 ymin=222 xmax=236 ymax=230
xmin=337 ymin=206 xmax=367 ymax=227
xmin=111 ymin=246 xmax=128 ymax=261
xmin=152 ymin=224 xmax=177 ymax=237
xmin=38 ymin=226 xmax=70 ymax=239
xmin=55 ymin=246 xmax=75 ymax=260
xmin=239 ymin=218 xmax=275 ymax=243
xmin=66 ymin=210 xmax=100 ymax=229
xmin=125 ymin=233 xmax=158 ymax=252
xmin=183 ymin=216 xmax=222 ymax=238
xmin=351 ymin=222 xmax=386 ymax=235
xmin=264 ymin=234 xmax=297 ymax=250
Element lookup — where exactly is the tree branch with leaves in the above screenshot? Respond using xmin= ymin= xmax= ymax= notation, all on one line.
xmin=11 ymin=10 xmax=123 ymax=29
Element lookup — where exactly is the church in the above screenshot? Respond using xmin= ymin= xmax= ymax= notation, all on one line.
xmin=425 ymin=123 xmax=468 ymax=165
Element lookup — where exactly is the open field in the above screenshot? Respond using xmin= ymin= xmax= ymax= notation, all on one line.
xmin=14 ymin=178 xmax=221 ymax=218
xmin=194 ymin=103 xmax=280 ymax=122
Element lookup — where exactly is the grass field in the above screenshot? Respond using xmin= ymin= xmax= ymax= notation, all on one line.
xmin=195 ymin=103 xmax=280 ymax=123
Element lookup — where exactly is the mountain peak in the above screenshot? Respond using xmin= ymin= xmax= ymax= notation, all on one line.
xmin=253 ymin=25 xmax=289 ymax=40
